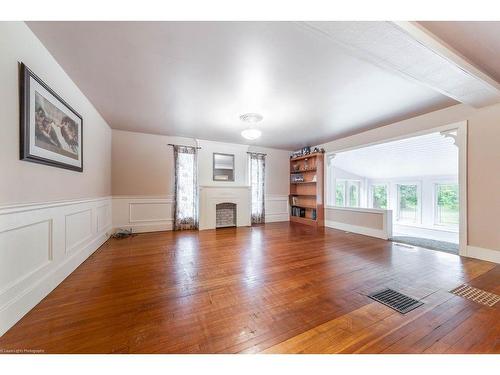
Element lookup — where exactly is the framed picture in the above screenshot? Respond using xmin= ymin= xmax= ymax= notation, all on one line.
xmin=19 ymin=63 xmax=83 ymax=172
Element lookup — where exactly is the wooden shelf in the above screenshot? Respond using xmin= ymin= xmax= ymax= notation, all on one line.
xmin=289 ymin=152 xmax=324 ymax=227
xmin=290 ymin=168 xmax=317 ymax=173
xmin=290 ymin=152 xmax=324 ymax=161
xmin=290 ymin=216 xmax=318 ymax=226
xmin=291 ymin=204 xmax=317 ymax=209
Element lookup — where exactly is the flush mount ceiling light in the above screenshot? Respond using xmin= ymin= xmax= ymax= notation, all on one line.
xmin=240 ymin=113 xmax=263 ymax=140
xmin=239 ymin=113 xmax=263 ymax=123
xmin=241 ymin=128 xmax=262 ymax=140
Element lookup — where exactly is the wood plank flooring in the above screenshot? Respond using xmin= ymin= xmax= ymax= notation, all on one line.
xmin=0 ymin=222 xmax=498 ymax=353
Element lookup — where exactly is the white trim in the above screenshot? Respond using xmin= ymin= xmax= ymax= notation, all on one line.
xmin=113 ymin=222 xmax=173 ymax=234
xmin=394 ymin=22 xmax=500 ymax=98
xmin=433 ymin=181 xmax=460 ymax=228
xmin=395 ymin=181 xmax=422 ymax=224
xmin=112 ymin=195 xmax=174 ymax=200
xmin=0 ymin=196 xmax=112 ymax=215
xmin=457 ymin=122 xmax=468 ymax=257
xmin=325 ymin=220 xmax=388 ymax=240
xmin=466 ymin=246 xmax=500 ymax=264
xmin=368 ymin=183 xmax=389 ymax=210
xmin=325 ymin=206 xmax=387 ymax=214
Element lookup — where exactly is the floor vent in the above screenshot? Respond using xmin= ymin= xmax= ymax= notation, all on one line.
xmin=450 ymin=284 xmax=500 ymax=307
xmin=368 ymin=288 xmax=423 ymax=314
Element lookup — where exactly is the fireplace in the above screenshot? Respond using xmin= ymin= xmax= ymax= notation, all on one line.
xmin=216 ymin=203 xmax=237 ymax=228
xmin=199 ymin=186 xmax=251 ymax=230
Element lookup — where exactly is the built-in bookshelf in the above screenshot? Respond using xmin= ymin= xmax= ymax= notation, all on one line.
xmin=289 ymin=152 xmax=324 ymax=227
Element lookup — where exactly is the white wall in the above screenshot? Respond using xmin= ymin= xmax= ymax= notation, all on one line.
xmin=0 ymin=22 xmax=112 ymax=205
xmin=197 ymin=139 xmax=249 ymax=187
xmin=0 ymin=22 xmax=113 ymax=337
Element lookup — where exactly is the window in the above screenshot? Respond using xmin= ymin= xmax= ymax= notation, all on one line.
xmin=397 ymin=184 xmax=418 ymax=223
xmin=334 ymin=179 xmax=360 ymax=207
xmin=249 ymin=153 xmax=266 ymax=224
xmin=435 ymin=183 xmax=459 ymax=226
xmin=173 ymin=145 xmax=198 ymax=230
xmin=371 ymin=184 xmax=388 ymax=209
xmin=336 ymin=181 xmax=345 ymax=206
xmin=347 ymin=181 xmax=360 ymax=207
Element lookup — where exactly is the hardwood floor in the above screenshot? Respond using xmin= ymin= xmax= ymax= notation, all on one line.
xmin=0 ymin=222 xmax=498 ymax=354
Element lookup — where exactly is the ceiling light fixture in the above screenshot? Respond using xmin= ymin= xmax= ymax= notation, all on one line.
xmin=240 ymin=113 xmax=263 ymax=140
xmin=241 ymin=128 xmax=262 ymax=140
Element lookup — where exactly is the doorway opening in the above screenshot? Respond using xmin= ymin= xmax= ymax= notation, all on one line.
xmin=327 ymin=122 xmax=466 ymax=255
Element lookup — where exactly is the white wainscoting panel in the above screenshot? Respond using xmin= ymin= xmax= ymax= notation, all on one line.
xmin=113 ymin=194 xmax=288 ymax=232
xmin=265 ymin=195 xmax=289 ymax=223
xmin=0 ymin=197 xmax=112 ymax=337
xmin=65 ymin=209 xmax=93 ymax=254
xmin=112 ymin=196 xmax=173 ymax=233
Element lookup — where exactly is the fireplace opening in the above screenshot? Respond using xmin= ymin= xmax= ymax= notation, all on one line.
xmin=216 ymin=203 xmax=237 ymax=228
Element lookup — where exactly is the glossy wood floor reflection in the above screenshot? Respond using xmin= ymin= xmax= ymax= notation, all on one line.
xmin=0 ymin=222 xmax=499 ymax=353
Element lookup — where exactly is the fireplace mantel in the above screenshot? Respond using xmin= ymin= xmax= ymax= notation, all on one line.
xmin=199 ymin=186 xmax=251 ymax=230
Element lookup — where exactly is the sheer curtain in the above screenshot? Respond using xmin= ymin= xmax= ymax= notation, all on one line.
xmin=249 ymin=153 xmax=266 ymax=224
xmin=173 ymin=145 xmax=198 ymax=230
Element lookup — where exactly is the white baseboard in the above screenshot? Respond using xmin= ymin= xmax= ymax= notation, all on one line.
xmin=466 ymin=246 xmax=500 ymax=264
xmin=113 ymin=222 xmax=173 ymax=234
xmin=0 ymin=197 xmax=112 ymax=337
xmin=325 ymin=220 xmax=389 ymax=240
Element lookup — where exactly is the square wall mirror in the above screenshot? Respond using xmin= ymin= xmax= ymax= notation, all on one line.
xmin=213 ymin=153 xmax=235 ymax=181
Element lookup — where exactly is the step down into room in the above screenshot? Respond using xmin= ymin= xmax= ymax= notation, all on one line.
xmin=368 ymin=288 xmax=424 ymax=314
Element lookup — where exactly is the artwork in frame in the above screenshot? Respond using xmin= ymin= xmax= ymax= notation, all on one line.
xmin=19 ymin=63 xmax=83 ymax=172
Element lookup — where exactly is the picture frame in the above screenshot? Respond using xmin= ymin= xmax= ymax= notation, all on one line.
xmin=19 ymin=63 xmax=83 ymax=172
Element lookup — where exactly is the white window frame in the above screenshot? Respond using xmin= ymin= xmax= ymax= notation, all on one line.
xmin=369 ymin=183 xmax=389 ymax=209
xmin=346 ymin=180 xmax=361 ymax=208
xmin=395 ymin=181 xmax=421 ymax=224
xmin=335 ymin=179 xmax=347 ymax=207
xmin=333 ymin=179 xmax=361 ymax=208
xmin=433 ymin=181 xmax=459 ymax=228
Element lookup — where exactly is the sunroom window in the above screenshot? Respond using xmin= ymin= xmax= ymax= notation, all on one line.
xmin=371 ymin=184 xmax=388 ymax=209
xmin=397 ymin=184 xmax=418 ymax=223
xmin=435 ymin=183 xmax=459 ymax=226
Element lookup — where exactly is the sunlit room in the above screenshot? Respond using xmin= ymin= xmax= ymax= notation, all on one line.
xmin=0 ymin=1 xmax=499 ymax=372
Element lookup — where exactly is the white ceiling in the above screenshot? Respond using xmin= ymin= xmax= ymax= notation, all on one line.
xmin=419 ymin=21 xmax=500 ymax=85
xmin=333 ymin=132 xmax=458 ymax=179
xmin=27 ymin=21 xmax=462 ymax=150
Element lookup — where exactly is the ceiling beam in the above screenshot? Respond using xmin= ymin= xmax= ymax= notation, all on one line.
xmin=302 ymin=21 xmax=500 ymax=108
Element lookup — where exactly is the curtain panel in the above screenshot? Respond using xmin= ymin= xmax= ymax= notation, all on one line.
xmin=173 ymin=145 xmax=199 ymax=230
xmin=249 ymin=153 xmax=266 ymax=224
